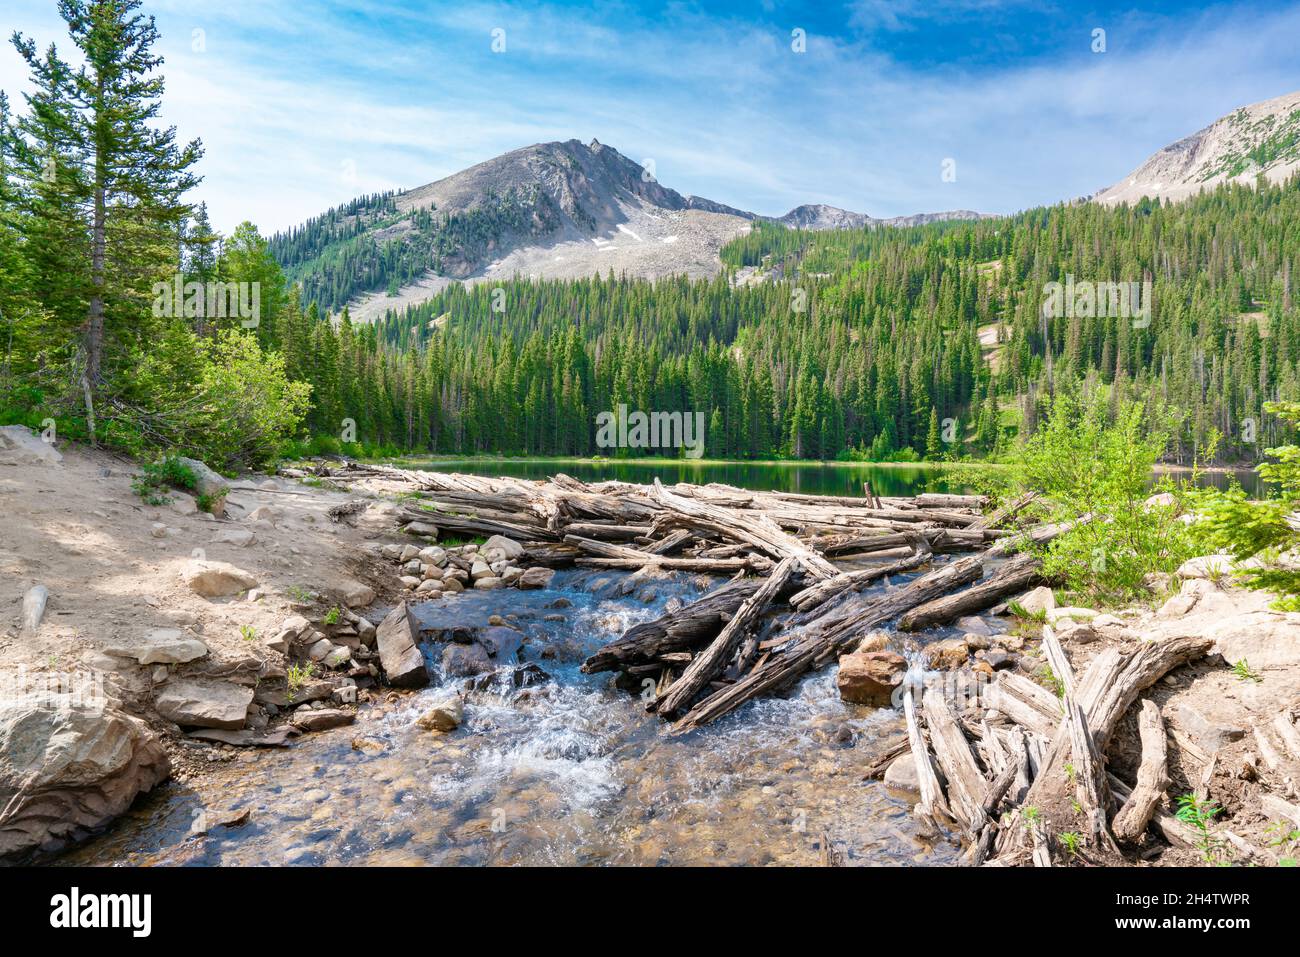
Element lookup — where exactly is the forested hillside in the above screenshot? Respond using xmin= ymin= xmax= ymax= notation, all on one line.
xmin=277 ymin=178 xmax=1300 ymax=464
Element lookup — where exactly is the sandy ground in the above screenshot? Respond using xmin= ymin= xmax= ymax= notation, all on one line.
xmin=0 ymin=442 xmax=402 ymax=726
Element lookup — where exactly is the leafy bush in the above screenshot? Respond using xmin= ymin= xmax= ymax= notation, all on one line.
xmin=132 ymin=456 xmax=199 ymax=505
xmin=1002 ymin=390 xmax=1196 ymax=604
xmin=1189 ymin=400 xmax=1300 ymax=609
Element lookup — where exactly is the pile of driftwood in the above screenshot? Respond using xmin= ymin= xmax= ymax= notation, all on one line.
xmin=328 ymin=463 xmax=1066 ymax=729
xmin=321 ymin=462 xmax=1254 ymax=863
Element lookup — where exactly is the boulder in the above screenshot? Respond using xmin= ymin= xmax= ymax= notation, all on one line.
xmin=474 ymin=576 xmax=506 ymax=590
xmin=0 ymin=424 xmax=62 ymax=466
xmin=155 ymin=679 xmax=254 ymax=730
xmin=418 ymin=546 xmax=447 ymax=566
xmin=482 ymin=535 xmax=524 ymax=560
xmin=954 ymin=616 xmax=992 ymax=636
xmin=375 ymin=602 xmax=429 ymax=688
xmin=1144 ymin=492 xmax=1178 ymax=509
xmin=290 ymin=708 xmax=355 ymax=732
xmin=212 ymin=528 xmax=256 ymax=547
xmin=327 ymin=579 xmax=375 ymax=609
xmin=1013 ymin=585 xmax=1055 ymax=617
xmin=882 ymin=753 xmax=920 ymax=796
xmin=477 ymin=626 xmax=524 ymax=660
xmin=416 ymin=696 xmax=464 ymax=732
xmin=853 ymin=630 xmax=891 ymax=654
xmin=247 ymin=505 xmax=280 ymax=524
xmin=518 ymin=567 xmax=556 ymax=590
xmin=403 ymin=521 xmax=439 ymax=539
xmin=102 ymin=628 xmax=209 ymax=665
xmin=170 ymin=494 xmax=199 ymax=515
xmin=1177 ymin=554 xmax=1236 ymax=580
xmin=836 ymin=650 xmax=907 ymax=707
xmin=1047 ymin=606 xmax=1098 ymax=624
xmin=470 ymin=560 xmax=493 ymax=581
xmin=923 ymin=637 xmax=970 ymax=670
xmin=183 ymin=560 xmax=258 ymax=598
xmin=442 ymin=642 xmax=493 ymax=677
xmin=0 ymin=691 xmax=169 ymax=859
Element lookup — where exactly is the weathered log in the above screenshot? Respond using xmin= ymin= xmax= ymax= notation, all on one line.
xmin=904 ymin=684 xmax=950 ymax=823
xmin=643 ymin=528 xmax=693 ymax=555
xmin=788 ymin=546 xmax=932 ymax=613
xmin=575 ymin=555 xmax=770 ymax=573
xmin=669 ymin=554 xmax=986 ymax=733
xmin=984 ymin=672 xmax=1060 ymax=739
xmin=915 ymin=493 xmax=989 ymax=509
xmin=897 ymin=552 xmax=1043 ymax=630
xmin=581 ymin=579 xmax=765 ymax=674
xmin=564 ymin=522 xmax=652 ymax=541
xmin=1041 ymin=624 xmax=1116 ymax=852
xmin=650 ymin=479 xmax=840 ymax=580
xmin=1111 ymin=699 xmax=1170 ymax=843
xmin=655 ymin=558 xmax=797 ymax=716
xmin=923 ymin=691 xmax=990 ymax=836
xmin=969 ymin=491 xmax=1038 ymax=531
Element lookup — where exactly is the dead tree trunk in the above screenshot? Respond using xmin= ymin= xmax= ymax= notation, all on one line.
xmin=1111 ymin=699 xmax=1169 ymax=843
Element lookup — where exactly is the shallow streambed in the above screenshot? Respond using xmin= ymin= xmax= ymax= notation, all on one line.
xmin=60 ymin=571 xmax=962 ymax=866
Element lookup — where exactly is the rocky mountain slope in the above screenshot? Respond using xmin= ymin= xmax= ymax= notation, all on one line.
xmin=270 ymin=139 xmax=990 ymax=322
xmin=1094 ymin=89 xmax=1300 ymax=206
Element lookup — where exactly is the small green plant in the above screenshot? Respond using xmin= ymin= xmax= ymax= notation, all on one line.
xmin=322 ymin=606 xmax=340 ymax=626
xmin=1021 ymin=806 xmax=1042 ymax=827
xmin=196 ymin=491 xmax=217 ymax=513
xmin=1231 ymin=659 xmax=1262 ymax=683
xmin=1266 ymin=821 xmax=1299 ymax=866
xmin=1174 ymin=794 xmax=1226 ymax=864
xmin=286 ymin=661 xmax=316 ymax=701
xmin=132 ymin=456 xmax=198 ymax=505
xmin=1063 ymin=762 xmax=1077 ymax=785
xmin=1058 ymin=831 xmax=1082 ymax=857
xmin=239 ymin=624 xmax=257 ymax=642
xmin=1040 ymin=664 xmax=1065 ymax=699
xmin=286 ymin=584 xmax=314 ymax=604
xmin=1007 ymin=599 xmax=1047 ymax=623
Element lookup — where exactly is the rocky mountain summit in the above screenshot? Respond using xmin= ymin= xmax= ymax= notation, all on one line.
xmin=1094 ymin=89 xmax=1300 ymax=206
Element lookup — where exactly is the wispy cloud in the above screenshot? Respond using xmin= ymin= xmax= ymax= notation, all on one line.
xmin=2 ymin=0 xmax=1297 ymax=234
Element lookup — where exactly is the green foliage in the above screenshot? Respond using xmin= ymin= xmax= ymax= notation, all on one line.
xmin=1174 ymin=794 xmax=1227 ymax=864
xmin=1058 ymin=831 xmax=1082 ymax=857
xmin=239 ymin=624 xmax=256 ymax=642
xmin=1007 ymin=389 xmax=1196 ymax=603
xmin=131 ymin=455 xmax=198 ymax=505
xmin=1190 ymin=401 xmax=1300 ymax=608
xmin=1231 ymin=659 xmax=1262 ymax=682
xmin=286 ymin=661 xmax=316 ymax=701
xmin=322 ymin=606 xmax=340 ymax=626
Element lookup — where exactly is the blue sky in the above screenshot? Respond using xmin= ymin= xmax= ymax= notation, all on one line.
xmin=3 ymin=0 xmax=1299 ymax=234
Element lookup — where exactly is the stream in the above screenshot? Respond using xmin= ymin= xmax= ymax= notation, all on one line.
xmin=59 ymin=568 xmax=964 ymax=867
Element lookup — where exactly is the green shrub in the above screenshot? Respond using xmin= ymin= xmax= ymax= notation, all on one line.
xmin=132 ymin=456 xmax=199 ymax=505
xmin=1188 ymin=401 xmax=1300 ymax=609
xmin=1002 ymin=389 xmax=1196 ymax=604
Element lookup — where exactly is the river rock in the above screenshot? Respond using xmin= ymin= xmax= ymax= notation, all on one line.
xmin=102 ymin=628 xmax=209 ymax=665
xmin=403 ymin=521 xmax=439 ymax=539
xmin=475 ymin=576 xmax=505 ymax=590
xmin=155 ymin=679 xmax=254 ymax=730
xmin=1013 ymin=585 xmax=1055 ymax=616
xmin=416 ymin=695 xmax=464 ymax=732
xmin=0 ymin=424 xmax=62 ymax=466
xmin=290 ymin=708 xmax=355 ymax=732
xmin=923 ymin=637 xmax=970 ymax=670
xmin=442 ymin=642 xmax=493 ymax=677
xmin=882 ymin=753 xmax=920 ymax=796
xmin=470 ymin=560 xmax=493 ymax=581
xmin=419 ymin=546 xmax=447 ymax=565
xmin=375 ymin=602 xmax=429 ymax=688
xmin=518 ymin=567 xmax=556 ymax=590
xmin=477 ymin=626 xmax=524 ymax=660
xmin=836 ymin=650 xmax=906 ymax=707
xmin=1047 ymin=606 xmax=1098 ymax=623
xmin=328 ymin=579 xmax=376 ymax=609
xmin=483 ymin=535 xmax=524 ymax=560
xmin=0 ymin=690 xmax=169 ymax=859
xmin=183 ymin=559 xmax=258 ymax=598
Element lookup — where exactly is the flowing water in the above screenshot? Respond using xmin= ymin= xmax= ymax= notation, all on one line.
xmin=60 ymin=568 xmax=963 ymax=867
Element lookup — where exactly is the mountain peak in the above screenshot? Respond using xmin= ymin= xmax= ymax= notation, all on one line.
xmin=1094 ymin=89 xmax=1300 ymax=206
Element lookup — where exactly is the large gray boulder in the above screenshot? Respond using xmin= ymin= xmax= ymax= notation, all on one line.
xmin=375 ymin=602 xmax=429 ymax=688
xmin=0 ymin=425 xmax=62 ymax=466
xmin=0 ymin=690 xmax=169 ymax=859
xmin=155 ymin=679 xmax=253 ymax=729
xmin=176 ymin=456 xmax=230 ymax=503
xmin=102 ymin=628 xmax=208 ymax=666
